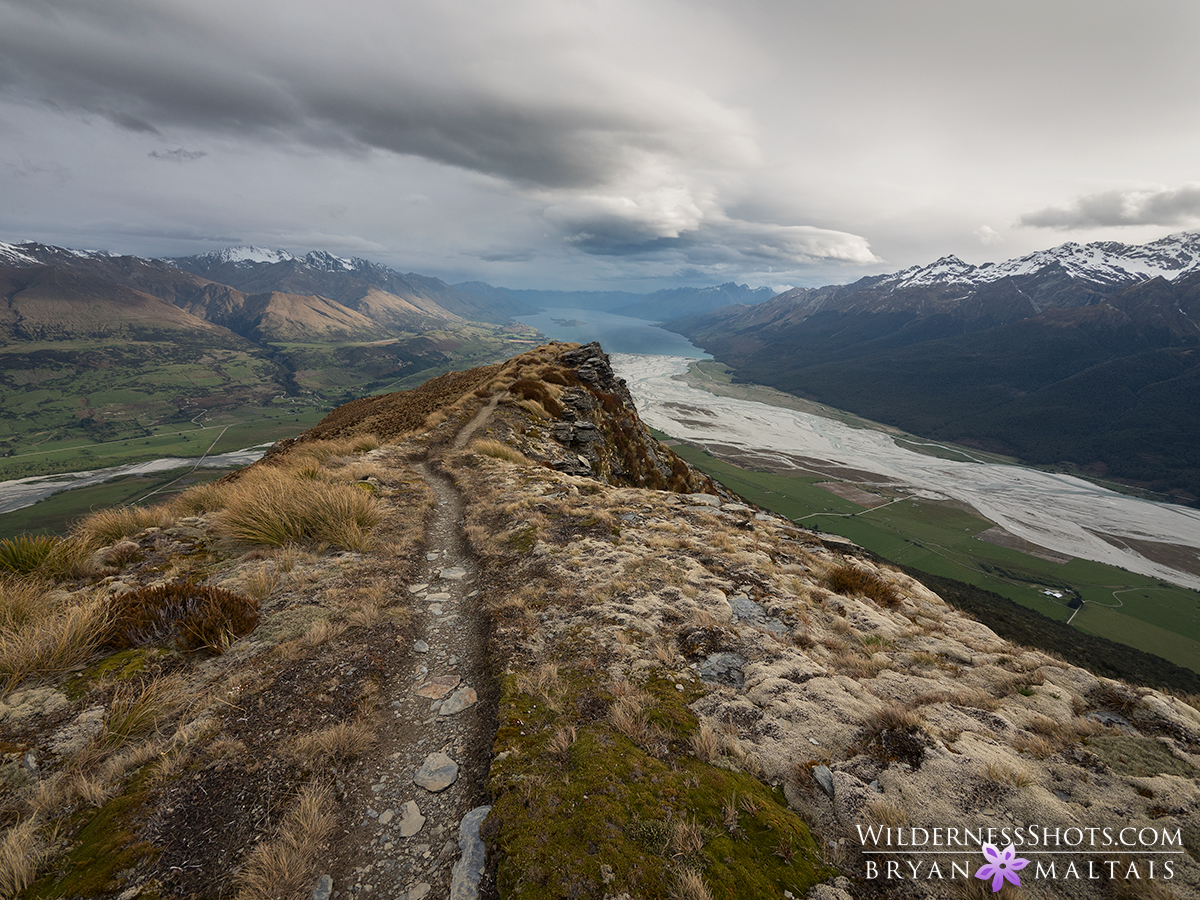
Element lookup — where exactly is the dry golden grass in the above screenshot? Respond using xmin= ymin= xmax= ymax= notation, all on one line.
xmin=515 ymin=663 xmax=564 ymax=711
xmin=214 ymin=467 xmax=384 ymax=551
xmin=101 ymin=675 xmax=193 ymax=750
xmin=0 ymin=578 xmax=52 ymax=634
xmin=670 ymin=866 xmax=714 ymax=900
xmin=984 ymin=760 xmax=1033 ymax=788
xmin=862 ymin=797 xmax=909 ymax=828
xmin=689 ymin=722 xmax=722 ymax=763
xmin=1 ymin=594 xmax=109 ymax=694
xmin=242 ymin=566 xmax=281 ymax=602
xmin=71 ymin=505 xmax=167 ymax=553
xmin=862 ymin=702 xmax=924 ymax=738
xmin=168 ymin=482 xmax=227 ymax=516
xmin=289 ymin=722 xmax=376 ymax=768
xmin=0 ymin=817 xmax=45 ymax=898
xmin=235 ymin=781 xmax=336 ymax=900
xmin=547 ymin=725 xmax=577 ymax=756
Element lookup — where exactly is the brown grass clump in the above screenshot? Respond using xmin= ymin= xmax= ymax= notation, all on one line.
xmin=670 ymin=866 xmax=715 ymax=900
xmin=289 ymin=722 xmax=376 ymax=768
xmin=1 ymin=593 xmax=109 ymax=693
xmin=689 ymin=722 xmax=723 ymax=763
xmin=0 ymin=578 xmax=52 ymax=633
xmin=0 ymin=817 xmax=46 ymax=898
xmin=235 ymin=781 xmax=336 ymax=900
xmin=214 ymin=467 xmax=383 ymax=550
xmin=470 ymin=438 xmax=532 ymax=466
xmin=108 ymin=582 xmax=258 ymax=654
xmin=507 ymin=378 xmax=564 ymax=417
xmin=99 ymin=675 xmax=193 ymax=749
xmin=71 ymin=505 xmax=166 ymax=552
xmin=824 ymin=562 xmax=902 ymax=608
xmin=984 ymin=760 xmax=1033 ymax=788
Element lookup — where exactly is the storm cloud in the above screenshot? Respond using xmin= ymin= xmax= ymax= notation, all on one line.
xmin=1021 ymin=185 xmax=1200 ymax=229
xmin=1 ymin=0 xmax=1198 ymax=289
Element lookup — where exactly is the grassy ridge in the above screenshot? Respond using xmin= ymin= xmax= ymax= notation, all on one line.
xmin=669 ymin=442 xmax=1200 ymax=676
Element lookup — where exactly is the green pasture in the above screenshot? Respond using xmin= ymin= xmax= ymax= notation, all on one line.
xmin=0 ymin=468 xmax=235 ymax=540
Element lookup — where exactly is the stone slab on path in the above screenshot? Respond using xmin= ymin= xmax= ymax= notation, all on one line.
xmin=415 ymin=675 xmax=460 ymax=700
xmin=398 ymin=800 xmax=426 ymax=837
xmin=413 ymin=752 xmax=458 ymax=792
xmin=438 ymin=687 xmax=478 ymax=716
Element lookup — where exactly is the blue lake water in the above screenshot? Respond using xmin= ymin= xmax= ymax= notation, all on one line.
xmin=516 ymin=307 xmax=711 ymax=358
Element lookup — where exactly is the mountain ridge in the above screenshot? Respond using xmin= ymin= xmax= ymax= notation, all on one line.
xmin=2 ymin=342 xmax=1198 ymax=900
xmin=669 ymin=232 xmax=1200 ymax=504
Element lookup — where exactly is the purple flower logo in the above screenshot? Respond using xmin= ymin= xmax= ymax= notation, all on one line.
xmin=976 ymin=843 xmax=1029 ymax=892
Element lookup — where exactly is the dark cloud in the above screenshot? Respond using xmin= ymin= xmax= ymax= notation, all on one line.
xmin=0 ymin=0 xmax=747 ymax=191
xmin=148 ymin=148 xmax=207 ymax=163
xmin=1021 ymin=185 xmax=1200 ymax=229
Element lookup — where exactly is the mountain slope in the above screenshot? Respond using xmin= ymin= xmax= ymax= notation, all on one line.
xmin=670 ymin=233 xmax=1200 ymax=502
xmin=172 ymin=247 xmax=532 ymax=324
xmin=611 ymin=281 xmax=776 ymax=321
xmin=3 ymin=342 xmax=1198 ymax=900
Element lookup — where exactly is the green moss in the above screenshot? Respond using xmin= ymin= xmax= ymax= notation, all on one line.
xmin=489 ymin=672 xmax=833 ymax=900
xmin=1084 ymin=735 xmax=1197 ymax=777
xmin=24 ymin=768 xmax=158 ymax=899
xmin=508 ymin=525 xmax=539 ymax=554
xmin=64 ymin=648 xmax=155 ymax=700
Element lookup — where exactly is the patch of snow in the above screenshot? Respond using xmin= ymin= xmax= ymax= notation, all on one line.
xmin=0 ymin=241 xmax=41 ymax=265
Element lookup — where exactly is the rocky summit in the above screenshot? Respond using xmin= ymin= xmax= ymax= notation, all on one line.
xmin=1 ymin=342 xmax=1198 ymax=900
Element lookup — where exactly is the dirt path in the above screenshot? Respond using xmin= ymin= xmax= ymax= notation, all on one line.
xmin=323 ymin=450 xmax=497 ymax=900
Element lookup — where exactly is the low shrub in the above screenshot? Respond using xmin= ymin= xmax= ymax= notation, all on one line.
xmin=107 ymin=582 xmax=259 ymax=654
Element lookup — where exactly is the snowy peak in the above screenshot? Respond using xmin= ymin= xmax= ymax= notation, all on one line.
xmin=879 ymin=231 xmax=1200 ymax=292
xmin=302 ymin=250 xmax=355 ymax=272
xmin=0 ymin=241 xmax=40 ymax=266
xmin=189 ymin=246 xmax=296 ymax=266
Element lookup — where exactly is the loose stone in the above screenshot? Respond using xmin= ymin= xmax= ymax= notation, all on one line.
xmin=378 ymin=809 xmax=395 ymax=826
xmin=414 ymin=639 xmax=429 ymax=653
xmin=415 ymin=675 xmax=460 ymax=699
xmin=312 ymin=874 xmax=333 ymax=900
xmin=450 ymin=806 xmax=491 ymax=900
xmin=438 ymin=687 xmax=477 ymax=716
xmin=439 ymin=567 xmax=468 ymax=580
xmin=413 ymin=752 xmax=458 ymax=792
xmin=399 ymin=800 xmax=426 ymax=837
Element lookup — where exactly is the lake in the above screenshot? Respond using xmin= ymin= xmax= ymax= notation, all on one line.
xmin=515 ymin=307 xmax=710 ymax=358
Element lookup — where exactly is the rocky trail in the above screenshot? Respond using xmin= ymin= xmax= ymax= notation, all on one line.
xmin=320 ymin=452 xmax=498 ymax=900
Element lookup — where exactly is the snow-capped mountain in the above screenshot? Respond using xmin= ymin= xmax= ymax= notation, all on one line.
xmin=882 ymin=231 xmax=1200 ymax=292
xmin=177 ymin=246 xmax=297 ymax=267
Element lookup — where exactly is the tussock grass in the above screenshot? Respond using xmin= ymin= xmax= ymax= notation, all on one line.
xmin=670 ymin=866 xmax=714 ymax=900
xmin=214 ymin=467 xmax=384 ymax=550
xmin=168 ymin=482 xmax=226 ymax=516
xmin=289 ymin=722 xmax=376 ymax=768
xmin=235 ymin=781 xmax=336 ymax=900
xmin=1 ymin=594 xmax=109 ymax=693
xmin=0 ymin=817 xmax=46 ymax=899
xmin=823 ymin=562 xmax=902 ymax=608
xmin=984 ymin=759 xmax=1033 ymax=787
xmin=71 ymin=505 xmax=167 ymax=553
xmin=470 ymin=438 xmax=532 ymax=465
xmin=0 ymin=535 xmax=61 ymax=577
xmin=0 ymin=578 xmax=52 ymax=633
xmin=100 ymin=676 xmax=192 ymax=750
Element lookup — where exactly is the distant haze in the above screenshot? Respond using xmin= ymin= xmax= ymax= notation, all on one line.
xmin=1 ymin=0 xmax=1198 ymax=290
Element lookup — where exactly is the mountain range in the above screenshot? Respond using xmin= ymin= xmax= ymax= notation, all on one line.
xmin=668 ymin=231 xmax=1200 ymax=503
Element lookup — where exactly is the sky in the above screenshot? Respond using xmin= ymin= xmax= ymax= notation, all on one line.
xmin=1 ymin=0 xmax=1199 ymax=292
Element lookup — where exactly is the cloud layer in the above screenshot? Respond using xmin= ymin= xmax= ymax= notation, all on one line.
xmin=1021 ymin=185 xmax=1200 ymax=229
xmin=2 ymin=0 xmax=1198 ymax=288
